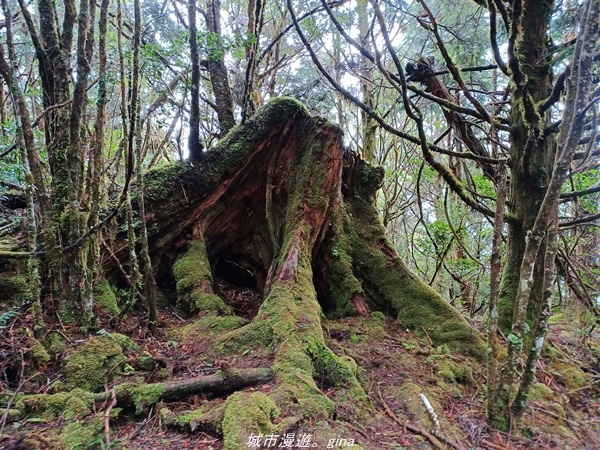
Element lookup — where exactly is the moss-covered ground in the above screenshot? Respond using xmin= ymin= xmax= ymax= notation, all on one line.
xmin=1 ymin=303 xmax=598 ymax=450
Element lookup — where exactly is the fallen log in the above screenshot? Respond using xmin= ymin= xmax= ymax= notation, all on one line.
xmin=19 ymin=367 xmax=273 ymax=418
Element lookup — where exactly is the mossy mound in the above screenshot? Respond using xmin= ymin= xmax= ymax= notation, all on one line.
xmin=60 ymin=413 xmax=107 ymax=450
xmin=27 ymin=337 xmax=51 ymax=365
xmin=438 ymin=359 xmax=475 ymax=385
xmin=178 ymin=315 xmax=247 ymax=341
xmin=222 ymin=392 xmax=280 ymax=450
xmin=63 ymin=333 xmax=136 ymax=392
xmin=163 ymin=402 xmax=226 ymax=434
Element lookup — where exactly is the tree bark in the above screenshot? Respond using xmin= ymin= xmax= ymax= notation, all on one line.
xmin=188 ymin=0 xmax=203 ymax=161
xmin=242 ymin=0 xmax=264 ymax=121
xmin=206 ymin=0 xmax=236 ymax=136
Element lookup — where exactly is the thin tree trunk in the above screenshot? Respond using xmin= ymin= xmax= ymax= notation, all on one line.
xmin=120 ymin=0 xmax=144 ymax=317
xmin=0 ymin=0 xmax=45 ymax=334
xmin=206 ymin=0 xmax=236 ymax=137
xmin=84 ymin=0 xmax=111 ymax=322
xmin=188 ymin=0 xmax=203 ymax=160
xmin=357 ymin=0 xmax=376 ymax=162
xmin=511 ymin=213 xmax=558 ymax=420
xmin=135 ymin=94 xmax=159 ymax=330
xmin=490 ymin=0 xmax=600 ymax=430
xmin=242 ymin=0 xmax=264 ymax=121
xmin=111 ymin=0 xmax=128 ymax=188
xmin=0 ymin=83 xmax=6 ymax=136
xmin=65 ymin=0 xmax=94 ymax=319
xmin=0 ymin=0 xmax=56 ymax=325
xmin=487 ymin=161 xmax=506 ymax=422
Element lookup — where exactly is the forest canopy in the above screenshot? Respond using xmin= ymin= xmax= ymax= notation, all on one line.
xmin=1 ymin=0 xmax=600 ymax=448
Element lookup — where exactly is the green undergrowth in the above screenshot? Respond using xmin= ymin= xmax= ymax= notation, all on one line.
xmin=6 ymin=308 xmax=596 ymax=449
xmin=0 ymin=273 xmax=30 ymax=306
xmin=60 ymin=414 xmax=106 ymax=450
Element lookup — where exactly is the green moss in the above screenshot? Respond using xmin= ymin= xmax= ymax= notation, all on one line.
xmin=529 ymin=382 xmax=554 ymax=401
xmin=222 ymin=392 xmax=280 ymax=450
xmin=21 ymin=389 xmax=94 ymax=419
xmin=339 ymin=355 xmax=358 ymax=375
xmin=555 ymin=365 xmax=588 ymax=390
xmin=129 ymin=383 xmax=166 ymax=413
xmin=358 ymin=164 xmax=385 ymax=194
xmin=45 ymin=331 xmax=67 ymax=355
xmin=157 ymin=368 xmax=170 ymax=380
xmin=28 ymin=337 xmax=50 ymax=365
xmin=391 ymin=382 xmax=443 ymax=430
xmin=110 ymin=380 xmax=166 ymax=413
xmin=94 ymin=279 xmax=120 ymax=315
xmin=190 ymin=292 xmax=228 ymax=313
xmin=63 ymin=333 xmax=136 ymax=392
xmin=180 ymin=315 xmax=246 ymax=338
xmin=437 ymin=360 xmax=474 ymax=385
xmin=209 ymin=97 xmax=310 ymax=178
xmin=144 ymin=162 xmax=192 ymax=202
xmin=327 ymin=224 xmax=365 ymax=318
xmin=541 ymin=342 xmax=564 ymax=360
xmin=60 ymin=414 xmax=105 ymax=450
xmin=545 ymin=402 xmax=566 ymax=418
xmin=0 ymin=274 xmax=31 ymax=304
xmin=371 ymin=311 xmax=386 ymax=321
xmin=345 ymin=184 xmax=486 ymax=359
xmin=173 ymin=241 xmax=229 ymax=314
xmin=306 ymin=336 xmax=361 ymax=390
xmin=165 ymin=402 xmax=225 ymax=433
xmin=136 ymin=353 xmax=156 ymax=371
xmin=215 ymin=319 xmax=275 ymax=354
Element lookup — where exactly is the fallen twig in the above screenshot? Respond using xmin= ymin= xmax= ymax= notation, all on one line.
xmin=376 ymin=387 xmax=446 ymax=450
xmin=420 ymin=393 xmax=440 ymax=430
xmin=104 ymin=388 xmax=117 ymax=447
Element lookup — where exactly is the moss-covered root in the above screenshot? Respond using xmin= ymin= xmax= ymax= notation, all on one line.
xmin=173 ymin=240 xmax=229 ymax=314
xmin=20 ymin=389 xmax=96 ymax=420
xmin=217 ymin=248 xmax=369 ymax=424
xmin=221 ymin=392 xmax=281 ymax=450
xmin=346 ymin=161 xmax=486 ymax=359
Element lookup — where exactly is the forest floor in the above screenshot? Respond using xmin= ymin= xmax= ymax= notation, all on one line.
xmin=1 ymin=289 xmax=599 ymax=450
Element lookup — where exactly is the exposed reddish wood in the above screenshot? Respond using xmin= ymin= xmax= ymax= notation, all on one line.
xmin=278 ymin=246 xmax=299 ymax=281
xmin=352 ymin=293 xmax=370 ymax=317
xmin=380 ymin=240 xmax=399 ymax=258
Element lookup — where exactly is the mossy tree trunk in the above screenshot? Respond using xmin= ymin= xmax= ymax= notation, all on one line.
xmin=489 ymin=0 xmax=600 ymax=431
xmin=108 ymin=98 xmax=484 ymax=446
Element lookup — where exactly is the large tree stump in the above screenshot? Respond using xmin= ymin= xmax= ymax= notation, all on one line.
xmin=107 ymin=97 xmax=485 ymax=448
